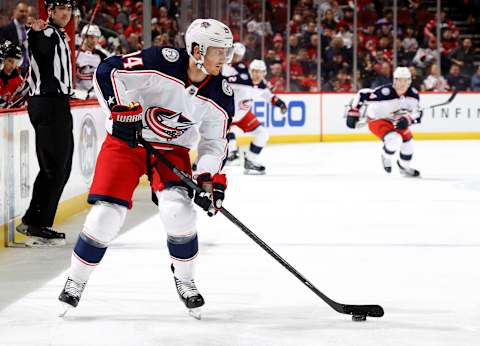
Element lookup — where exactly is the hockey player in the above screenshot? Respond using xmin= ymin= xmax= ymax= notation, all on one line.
xmin=0 ymin=40 xmax=26 ymax=108
xmin=227 ymin=59 xmax=287 ymax=174
xmin=76 ymin=24 xmax=108 ymax=99
xmin=222 ymin=42 xmax=246 ymax=77
xmin=59 ymin=19 xmax=235 ymax=319
xmin=346 ymin=67 xmax=421 ymax=177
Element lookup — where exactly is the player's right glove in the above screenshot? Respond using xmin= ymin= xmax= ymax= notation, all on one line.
xmin=346 ymin=108 xmax=360 ymax=129
xmin=110 ymin=102 xmax=143 ymax=148
xmin=194 ymin=173 xmax=227 ymax=217
xmin=392 ymin=112 xmax=413 ymax=130
xmin=272 ymin=96 xmax=288 ymax=114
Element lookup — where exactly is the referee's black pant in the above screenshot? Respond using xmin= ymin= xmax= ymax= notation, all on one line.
xmin=23 ymin=95 xmax=74 ymax=227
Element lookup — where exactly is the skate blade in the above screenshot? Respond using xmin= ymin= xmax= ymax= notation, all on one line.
xmin=188 ymin=308 xmax=202 ymax=320
xmin=25 ymin=237 xmax=66 ymax=248
xmin=244 ymin=169 xmax=266 ymax=175
xmin=58 ymin=302 xmax=73 ymax=318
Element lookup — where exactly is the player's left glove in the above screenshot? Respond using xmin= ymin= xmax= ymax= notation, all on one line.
xmin=194 ymin=173 xmax=227 ymax=217
xmin=272 ymin=96 xmax=288 ymax=114
xmin=393 ymin=115 xmax=412 ymax=130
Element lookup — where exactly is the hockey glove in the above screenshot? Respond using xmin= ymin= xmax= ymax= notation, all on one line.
xmin=272 ymin=96 xmax=288 ymax=114
xmin=346 ymin=108 xmax=360 ymax=129
xmin=394 ymin=116 xmax=411 ymax=130
xmin=111 ymin=102 xmax=143 ymax=148
xmin=194 ymin=173 xmax=227 ymax=216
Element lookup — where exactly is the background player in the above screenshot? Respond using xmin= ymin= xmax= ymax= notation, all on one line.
xmin=76 ymin=24 xmax=108 ymax=99
xmin=346 ymin=67 xmax=421 ymax=177
xmin=227 ymin=59 xmax=287 ymax=174
xmin=58 ymin=18 xmax=234 ymax=319
xmin=0 ymin=40 xmax=25 ymax=108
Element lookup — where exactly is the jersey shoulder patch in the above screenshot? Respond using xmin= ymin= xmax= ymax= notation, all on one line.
xmin=198 ymin=76 xmax=235 ymax=118
xmin=371 ymin=84 xmax=396 ymax=101
xmin=162 ymin=47 xmax=180 ymax=62
xmin=222 ymin=79 xmax=233 ymax=96
xmin=44 ymin=27 xmax=54 ymax=37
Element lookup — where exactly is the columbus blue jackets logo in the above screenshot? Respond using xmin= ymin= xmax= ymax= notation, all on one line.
xmin=162 ymin=48 xmax=179 ymax=62
xmin=145 ymin=107 xmax=194 ymax=140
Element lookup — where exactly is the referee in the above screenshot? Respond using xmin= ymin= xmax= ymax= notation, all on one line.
xmin=16 ymin=0 xmax=75 ymax=247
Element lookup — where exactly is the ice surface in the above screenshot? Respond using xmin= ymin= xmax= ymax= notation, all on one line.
xmin=0 ymin=140 xmax=479 ymax=346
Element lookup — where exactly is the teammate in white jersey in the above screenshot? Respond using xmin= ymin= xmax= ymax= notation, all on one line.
xmin=346 ymin=67 xmax=421 ymax=176
xmin=227 ymin=59 xmax=287 ymax=174
xmin=59 ymin=19 xmax=235 ymax=319
xmin=222 ymin=42 xmax=246 ymax=77
xmin=76 ymin=25 xmax=107 ymax=99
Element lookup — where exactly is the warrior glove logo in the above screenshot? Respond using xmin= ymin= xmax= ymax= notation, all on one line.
xmin=145 ymin=107 xmax=194 ymax=140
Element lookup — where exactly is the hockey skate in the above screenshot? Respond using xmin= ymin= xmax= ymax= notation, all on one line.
xmin=171 ymin=265 xmax=204 ymax=320
xmin=381 ymin=154 xmax=392 ymax=173
xmin=58 ymin=277 xmax=86 ymax=317
xmin=226 ymin=150 xmax=240 ymax=166
xmin=244 ymin=157 xmax=266 ymax=175
xmin=397 ymin=160 xmax=420 ymax=177
xmin=16 ymin=223 xmax=66 ymax=247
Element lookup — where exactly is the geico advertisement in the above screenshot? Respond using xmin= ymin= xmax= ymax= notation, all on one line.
xmin=250 ymin=94 xmax=320 ymax=135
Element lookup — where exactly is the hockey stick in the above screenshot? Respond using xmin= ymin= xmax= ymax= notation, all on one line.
xmin=353 ymin=90 xmax=458 ymax=129
xmin=426 ymin=89 xmax=458 ymax=110
xmin=138 ymin=136 xmax=384 ymax=320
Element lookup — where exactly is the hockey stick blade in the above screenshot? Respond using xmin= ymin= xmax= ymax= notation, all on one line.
xmin=342 ymin=304 xmax=384 ymax=317
xmin=138 ymin=136 xmax=385 ymax=319
xmin=428 ymin=89 xmax=458 ymax=109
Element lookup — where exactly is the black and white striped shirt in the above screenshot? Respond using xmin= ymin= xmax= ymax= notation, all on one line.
xmin=27 ymin=22 xmax=72 ymax=96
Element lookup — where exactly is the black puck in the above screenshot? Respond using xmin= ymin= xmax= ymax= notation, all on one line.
xmin=352 ymin=314 xmax=367 ymax=322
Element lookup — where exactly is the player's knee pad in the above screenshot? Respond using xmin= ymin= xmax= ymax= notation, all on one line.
xmin=157 ymin=187 xmax=197 ymax=236
xmin=83 ymin=201 xmax=127 ymax=246
xmin=251 ymin=125 xmax=269 ymax=148
xmin=383 ymin=131 xmax=402 ymax=154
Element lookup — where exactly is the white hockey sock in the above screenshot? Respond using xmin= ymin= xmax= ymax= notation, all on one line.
xmin=70 ymin=252 xmax=96 ymax=283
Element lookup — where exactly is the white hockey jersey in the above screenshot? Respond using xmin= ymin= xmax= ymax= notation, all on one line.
xmin=363 ymin=84 xmax=421 ymax=121
xmin=93 ymin=47 xmax=234 ymax=175
xmin=76 ymin=48 xmax=107 ymax=98
xmin=226 ymin=71 xmax=273 ymax=122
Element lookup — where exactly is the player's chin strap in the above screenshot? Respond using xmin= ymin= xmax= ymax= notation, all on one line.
xmin=192 ymin=55 xmax=209 ymax=75
xmin=136 ymin=134 xmax=384 ymax=320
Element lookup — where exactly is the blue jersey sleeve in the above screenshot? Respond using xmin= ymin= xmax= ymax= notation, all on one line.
xmin=94 ymin=47 xmax=164 ymax=109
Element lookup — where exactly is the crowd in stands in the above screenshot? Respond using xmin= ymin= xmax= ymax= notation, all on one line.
xmin=1 ymin=0 xmax=480 ymax=108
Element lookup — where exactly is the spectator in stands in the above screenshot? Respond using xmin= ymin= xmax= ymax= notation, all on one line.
xmin=297 ymin=48 xmax=316 ymax=76
xmin=272 ymin=34 xmax=286 ymax=63
xmin=446 ymin=64 xmax=470 ymax=91
xmin=408 ymin=66 xmax=423 ymax=90
xmin=330 ymin=69 xmax=354 ymax=92
xmin=424 ymin=11 xmax=459 ymax=42
xmin=422 ymin=63 xmax=449 ymax=91
xmin=124 ymin=14 xmax=142 ymax=38
xmin=269 ymin=62 xmax=286 ymax=92
xmin=441 ymin=28 xmax=458 ymax=57
xmin=336 ymin=24 xmax=353 ymax=49
xmin=158 ymin=5 xmax=177 ymax=36
xmin=116 ymin=1 xmax=132 ymax=29
xmin=0 ymin=40 xmax=26 ymax=108
xmin=412 ymin=39 xmax=439 ymax=70
xmin=471 ymin=65 xmax=480 ymax=91
xmin=288 ymin=54 xmax=304 ymax=91
xmin=449 ymin=38 xmax=476 ymax=76
xmin=127 ymin=32 xmax=142 ymax=53
xmin=289 ymin=34 xmax=301 ymax=55
xmin=0 ymin=1 xmax=29 ymax=75
xmin=371 ymin=62 xmax=392 ymax=88
xmin=321 ymin=9 xmax=338 ymax=29
xmin=401 ymin=26 xmax=419 ymax=62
